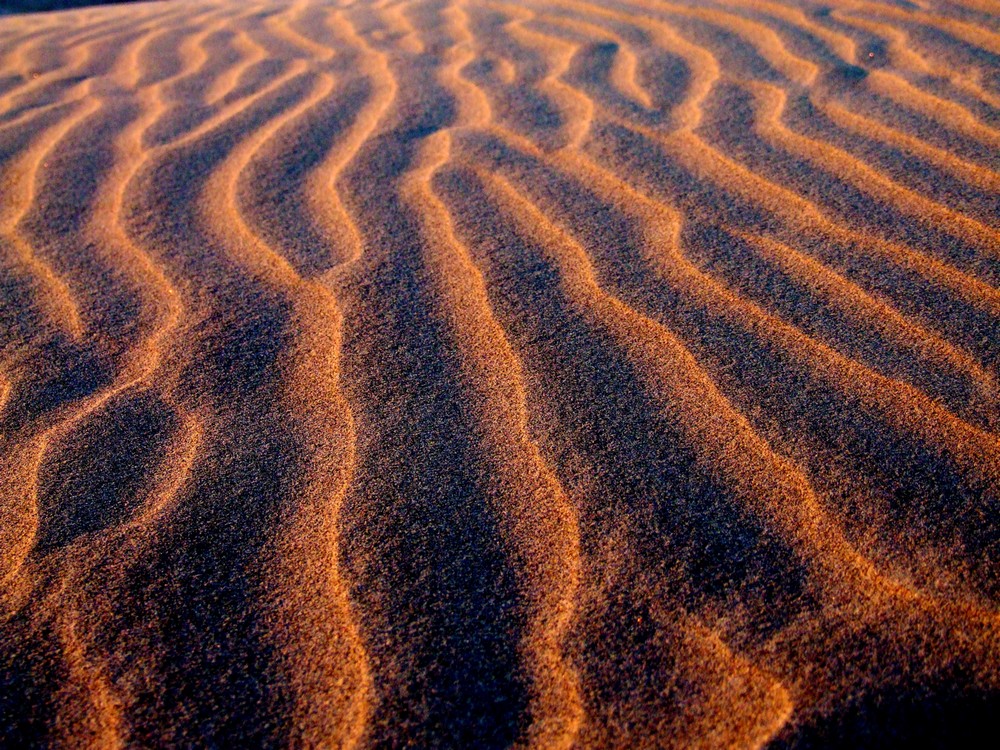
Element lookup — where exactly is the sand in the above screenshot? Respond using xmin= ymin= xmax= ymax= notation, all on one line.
xmin=0 ymin=0 xmax=998 ymax=746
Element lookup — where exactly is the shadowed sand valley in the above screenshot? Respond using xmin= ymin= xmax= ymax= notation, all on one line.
xmin=0 ymin=0 xmax=998 ymax=747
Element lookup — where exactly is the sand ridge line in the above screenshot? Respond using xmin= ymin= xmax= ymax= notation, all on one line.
xmin=542 ymin=131 xmax=1000 ymax=434
xmin=326 ymin=3 xmax=585 ymax=745
xmin=430 ymin=58 xmax=993 ymax=620
xmin=448 ymin=4 xmax=995 ymax=418
xmin=457 ymin=113 xmax=1000 ymax=595
xmin=0 ymin=11 xmax=238 ymax=725
xmin=439 ymin=160 xmax=822 ymax=743
xmin=0 ymin=0 xmax=243 ymax=529
xmin=0 ymin=6 xmax=177 ymax=115
xmin=2 ymin=7 xmax=346 ymax=744
xmin=521 ymin=13 xmax=657 ymax=111
xmin=737 ymin=79 xmax=1000 ymax=265
xmin=307 ymin=5 xmax=399 ymax=273
xmin=0 ymin=7 xmax=223 ymax=602
xmin=407 ymin=134 xmax=585 ymax=750
xmin=118 ymin=22 xmax=369 ymax=750
xmin=442 ymin=147 xmax=1000 ymax=742
xmin=410 ymin=15 xmax=585 ymax=740
xmin=844 ymin=0 xmax=1000 ymax=56
xmin=435 ymin=12 xmax=815 ymax=739
xmin=201 ymin=65 xmax=377 ymax=749
xmin=817 ymin=96 xmax=1000 ymax=194
xmin=613 ymin=119 xmax=1000 ymax=364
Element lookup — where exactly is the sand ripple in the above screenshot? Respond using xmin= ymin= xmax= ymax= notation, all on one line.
xmin=1 ymin=0 xmax=998 ymax=747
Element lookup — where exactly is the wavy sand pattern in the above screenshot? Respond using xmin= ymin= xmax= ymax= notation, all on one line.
xmin=0 ymin=0 xmax=998 ymax=747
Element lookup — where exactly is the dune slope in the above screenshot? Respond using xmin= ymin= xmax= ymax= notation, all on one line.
xmin=0 ymin=0 xmax=998 ymax=747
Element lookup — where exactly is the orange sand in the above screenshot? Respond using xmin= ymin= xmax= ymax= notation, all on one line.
xmin=0 ymin=0 xmax=998 ymax=747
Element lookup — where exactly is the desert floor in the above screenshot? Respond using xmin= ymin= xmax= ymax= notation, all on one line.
xmin=0 ymin=0 xmax=998 ymax=747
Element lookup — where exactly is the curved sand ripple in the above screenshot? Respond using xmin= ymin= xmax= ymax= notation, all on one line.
xmin=1 ymin=0 xmax=998 ymax=747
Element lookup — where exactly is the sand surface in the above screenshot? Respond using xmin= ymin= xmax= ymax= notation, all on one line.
xmin=1 ymin=0 xmax=998 ymax=747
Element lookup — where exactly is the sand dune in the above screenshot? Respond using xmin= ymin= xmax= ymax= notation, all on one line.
xmin=0 ymin=0 xmax=998 ymax=747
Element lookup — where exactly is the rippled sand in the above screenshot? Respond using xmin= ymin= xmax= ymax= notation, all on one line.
xmin=0 ymin=0 xmax=998 ymax=747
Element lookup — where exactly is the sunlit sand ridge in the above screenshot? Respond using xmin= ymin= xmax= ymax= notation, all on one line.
xmin=0 ymin=0 xmax=998 ymax=747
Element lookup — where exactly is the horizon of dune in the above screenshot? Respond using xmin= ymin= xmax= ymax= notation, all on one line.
xmin=0 ymin=0 xmax=998 ymax=747
xmin=0 ymin=0 xmax=157 ymax=13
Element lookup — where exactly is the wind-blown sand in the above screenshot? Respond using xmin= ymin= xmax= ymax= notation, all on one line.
xmin=0 ymin=0 xmax=998 ymax=746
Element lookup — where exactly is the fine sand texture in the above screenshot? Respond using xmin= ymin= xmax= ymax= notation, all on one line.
xmin=1 ymin=0 xmax=998 ymax=747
